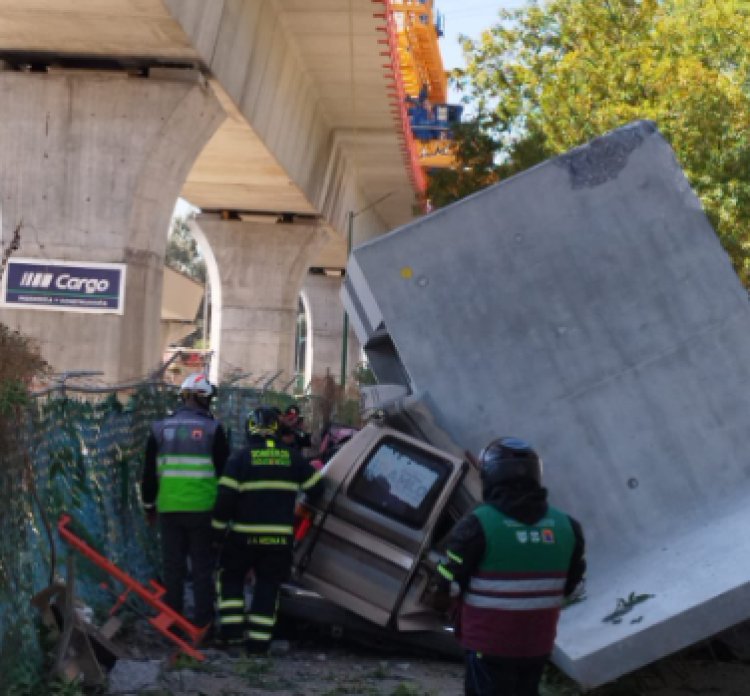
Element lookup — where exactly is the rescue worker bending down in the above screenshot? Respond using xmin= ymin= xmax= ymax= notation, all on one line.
xmin=141 ymin=373 xmax=230 ymax=631
xmin=212 ymin=406 xmax=324 ymax=654
xmin=436 ymin=437 xmax=586 ymax=696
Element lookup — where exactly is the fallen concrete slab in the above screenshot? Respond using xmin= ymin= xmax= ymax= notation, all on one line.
xmin=342 ymin=120 xmax=750 ymax=688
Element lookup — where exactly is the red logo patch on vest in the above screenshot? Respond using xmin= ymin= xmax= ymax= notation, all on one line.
xmin=542 ymin=528 xmax=555 ymax=544
xmin=191 ymin=428 xmax=204 ymax=440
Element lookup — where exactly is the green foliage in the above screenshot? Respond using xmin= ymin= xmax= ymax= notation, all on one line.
xmin=1 ymin=665 xmax=86 ymax=696
xmin=390 ymin=684 xmax=434 ymax=696
xmin=335 ymin=398 xmax=362 ymax=427
xmin=165 ymin=216 xmax=206 ymax=284
xmin=0 ymin=629 xmax=43 ymax=696
xmin=167 ymin=653 xmax=219 ymax=674
xmin=540 ymin=664 xmax=584 ymax=696
xmin=602 ymin=591 xmax=656 ymax=624
xmin=448 ymin=0 xmax=750 ymax=283
xmin=352 ymin=361 xmax=377 ymax=387
xmin=232 ymin=656 xmax=272 ymax=686
xmin=0 ymin=379 xmax=30 ymax=416
xmin=0 ymin=324 xmax=49 ymax=421
xmin=426 ymin=119 xmax=503 ymax=207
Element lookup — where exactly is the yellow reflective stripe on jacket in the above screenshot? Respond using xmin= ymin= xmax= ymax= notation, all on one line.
xmin=248 ymin=613 xmax=276 ymax=626
xmin=447 ymin=550 xmax=463 ymax=564
xmin=247 ymin=630 xmax=272 ymax=641
xmin=238 ymin=480 xmax=299 ymax=492
xmin=212 ymin=519 xmax=227 ymax=530
xmin=301 ymin=470 xmax=323 ymax=490
xmin=218 ymin=476 xmax=240 ymax=490
xmin=219 ymin=599 xmax=245 ymax=610
xmin=438 ymin=564 xmax=454 ymax=581
xmin=231 ymin=523 xmax=294 ymax=535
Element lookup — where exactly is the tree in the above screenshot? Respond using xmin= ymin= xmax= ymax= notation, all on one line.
xmin=427 ymin=119 xmax=500 ymax=207
xmin=165 ymin=216 xmax=206 ymax=284
xmin=164 ymin=216 xmax=208 ymax=348
xmin=449 ymin=0 xmax=750 ymax=282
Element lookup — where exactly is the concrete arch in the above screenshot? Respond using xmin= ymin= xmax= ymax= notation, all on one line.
xmin=0 ymin=71 xmax=224 ymax=382
xmin=301 ymin=272 xmax=361 ymax=386
xmin=186 ymin=219 xmax=223 ymax=385
xmin=298 ymin=290 xmax=313 ymax=392
xmin=189 ymin=215 xmax=328 ymax=386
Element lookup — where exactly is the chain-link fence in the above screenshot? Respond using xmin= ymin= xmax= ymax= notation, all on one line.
xmin=0 ymin=380 xmax=349 ymax=693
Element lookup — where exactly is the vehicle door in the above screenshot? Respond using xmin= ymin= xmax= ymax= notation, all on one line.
xmin=293 ymin=424 xmax=468 ymax=629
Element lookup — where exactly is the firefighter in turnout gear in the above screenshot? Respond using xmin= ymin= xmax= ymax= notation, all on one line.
xmin=212 ymin=406 xmax=324 ymax=654
xmin=141 ymin=372 xmax=230 ymax=630
xmin=436 ymin=437 xmax=586 ymax=696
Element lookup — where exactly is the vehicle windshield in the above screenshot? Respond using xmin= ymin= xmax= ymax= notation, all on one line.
xmin=349 ymin=437 xmax=451 ymax=528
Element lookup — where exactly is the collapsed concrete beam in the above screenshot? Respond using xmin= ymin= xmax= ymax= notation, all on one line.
xmin=342 ymin=121 xmax=750 ymax=687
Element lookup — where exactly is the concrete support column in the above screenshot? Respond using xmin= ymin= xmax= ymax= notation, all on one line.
xmin=194 ymin=216 xmax=327 ymax=384
xmin=0 ymin=70 xmax=224 ymax=383
xmin=301 ymin=272 xmax=360 ymax=386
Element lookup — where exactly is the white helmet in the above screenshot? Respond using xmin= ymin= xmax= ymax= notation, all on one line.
xmin=179 ymin=372 xmax=214 ymax=399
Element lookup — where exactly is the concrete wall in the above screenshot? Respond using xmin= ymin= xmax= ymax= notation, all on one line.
xmin=0 ymin=70 xmax=223 ymax=382
xmin=194 ymin=215 xmax=327 ymax=384
xmin=302 ymin=272 xmax=360 ymax=384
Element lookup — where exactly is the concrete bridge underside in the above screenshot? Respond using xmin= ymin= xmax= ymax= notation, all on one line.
xmin=0 ymin=0 xmax=416 ymax=384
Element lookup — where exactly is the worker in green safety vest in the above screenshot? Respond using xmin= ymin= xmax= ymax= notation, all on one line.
xmin=141 ymin=372 xmax=230 ymax=632
xmin=435 ymin=437 xmax=586 ymax=696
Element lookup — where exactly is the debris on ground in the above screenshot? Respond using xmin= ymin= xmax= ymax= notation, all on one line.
xmin=106 ymin=646 xmax=464 ymax=696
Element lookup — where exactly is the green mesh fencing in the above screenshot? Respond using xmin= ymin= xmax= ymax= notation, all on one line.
xmin=0 ymin=384 xmax=303 ymax=692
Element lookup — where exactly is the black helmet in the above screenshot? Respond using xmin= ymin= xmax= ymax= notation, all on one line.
xmin=246 ymin=406 xmax=279 ymax=436
xmin=478 ymin=437 xmax=542 ymax=496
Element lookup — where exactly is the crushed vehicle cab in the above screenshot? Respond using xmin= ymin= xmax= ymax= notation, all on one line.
xmin=292 ymin=422 xmax=480 ymax=637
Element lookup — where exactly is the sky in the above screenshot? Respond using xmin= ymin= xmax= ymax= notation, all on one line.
xmin=436 ymin=0 xmax=528 ymax=103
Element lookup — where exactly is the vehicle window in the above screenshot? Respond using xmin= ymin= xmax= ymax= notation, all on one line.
xmin=348 ymin=437 xmax=452 ymax=528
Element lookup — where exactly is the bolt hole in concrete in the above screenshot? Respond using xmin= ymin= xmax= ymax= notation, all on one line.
xmin=627 ymin=477 xmax=639 ymax=489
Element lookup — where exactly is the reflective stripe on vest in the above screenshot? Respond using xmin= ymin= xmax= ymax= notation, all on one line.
xmin=153 ymin=409 xmax=219 ymax=513
xmin=464 ymin=571 xmax=567 ymax=610
xmin=459 ymin=505 xmax=576 ymax=656
xmin=464 ymin=592 xmax=565 ymax=611
xmin=157 ymin=454 xmax=217 ymax=512
xmin=158 ymin=454 xmax=215 ymax=478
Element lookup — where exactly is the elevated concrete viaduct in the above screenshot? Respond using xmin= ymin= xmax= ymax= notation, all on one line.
xmin=0 ymin=0 xmax=419 ymax=385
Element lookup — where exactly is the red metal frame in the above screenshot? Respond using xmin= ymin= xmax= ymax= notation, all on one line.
xmin=373 ymin=0 xmax=428 ymax=204
xmin=57 ymin=514 xmax=207 ymax=661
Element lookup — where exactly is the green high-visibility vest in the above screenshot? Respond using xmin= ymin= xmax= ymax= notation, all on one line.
xmin=473 ymin=504 xmax=575 ymax=575
xmin=153 ymin=409 xmax=219 ymax=513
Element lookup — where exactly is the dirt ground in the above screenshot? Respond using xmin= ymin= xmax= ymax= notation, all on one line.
xmin=105 ymin=633 xmax=750 ymax=696
xmin=108 ymin=645 xmax=465 ymax=695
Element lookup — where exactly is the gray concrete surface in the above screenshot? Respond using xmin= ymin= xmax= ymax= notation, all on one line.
xmin=342 ymin=121 xmax=750 ymax=687
xmin=302 ymin=272 xmax=361 ymax=386
xmin=193 ymin=215 xmax=327 ymax=384
xmin=165 ymin=0 xmax=413 ymax=239
xmin=0 ymin=71 xmax=223 ymax=383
